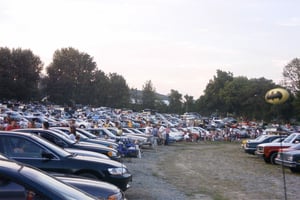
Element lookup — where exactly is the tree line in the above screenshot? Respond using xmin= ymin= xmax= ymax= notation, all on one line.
xmin=0 ymin=47 xmax=299 ymax=123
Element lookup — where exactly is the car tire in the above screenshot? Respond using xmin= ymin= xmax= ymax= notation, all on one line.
xmin=270 ymin=152 xmax=278 ymax=165
xmin=79 ymin=125 xmax=86 ymax=128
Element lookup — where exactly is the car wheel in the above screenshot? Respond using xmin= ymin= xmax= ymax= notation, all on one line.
xmin=79 ymin=125 xmax=85 ymax=128
xmin=270 ymin=152 xmax=278 ymax=165
xmin=79 ymin=172 xmax=98 ymax=180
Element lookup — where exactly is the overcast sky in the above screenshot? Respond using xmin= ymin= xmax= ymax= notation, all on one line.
xmin=1 ymin=0 xmax=300 ymax=98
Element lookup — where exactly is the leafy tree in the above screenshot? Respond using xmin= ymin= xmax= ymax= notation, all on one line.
xmin=196 ymin=70 xmax=233 ymax=116
xmin=142 ymin=80 xmax=156 ymax=109
xmin=91 ymin=70 xmax=109 ymax=106
xmin=219 ymin=77 xmax=276 ymax=120
xmin=107 ymin=73 xmax=130 ymax=108
xmin=292 ymin=92 xmax=300 ymax=120
xmin=168 ymin=89 xmax=182 ymax=114
xmin=183 ymin=94 xmax=194 ymax=113
xmin=282 ymin=58 xmax=300 ymax=120
xmin=0 ymin=47 xmax=42 ymax=101
xmin=44 ymin=47 xmax=97 ymax=105
xmin=155 ymin=99 xmax=169 ymax=113
xmin=282 ymin=58 xmax=300 ymax=94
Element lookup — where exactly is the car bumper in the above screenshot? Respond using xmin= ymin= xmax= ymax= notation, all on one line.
xmin=244 ymin=147 xmax=256 ymax=154
xmin=275 ymin=158 xmax=298 ymax=168
xmin=106 ymin=173 xmax=132 ymax=191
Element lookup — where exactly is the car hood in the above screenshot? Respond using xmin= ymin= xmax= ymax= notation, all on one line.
xmin=56 ymin=175 xmax=120 ymax=193
xmin=71 ymin=155 xmax=126 ymax=168
xmin=74 ymin=141 xmax=116 ymax=151
xmin=258 ymin=142 xmax=292 ymax=147
xmin=281 ymin=150 xmax=300 ymax=156
xmin=64 ymin=148 xmax=110 ymax=159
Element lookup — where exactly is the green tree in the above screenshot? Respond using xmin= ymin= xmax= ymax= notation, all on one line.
xmin=168 ymin=89 xmax=182 ymax=114
xmin=282 ymin=58 xmax=300 ymax=94
xmin=183 ymin=94 xmax=194 ymax=113
xmin=282 ymin=58 xmax=300 ymax=120
xmin=91 ymin=70 xmax=109 ymax=106
xmin=44 ymin=47 xmax=97 ymax=105
xmin=0 ymin=47 xmax=42 ymax=101
xmin=107 ymin=73 xmax=130 ymax=108
xmin=155 ymin=99 xmax=169 ymax=113
xmin=142 ymin=80 xmax=156 ymax=110
xmin=196 ymin=70 xmax=233 ymax=116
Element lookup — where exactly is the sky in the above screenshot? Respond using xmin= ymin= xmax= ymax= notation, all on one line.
xmin=1 ymin=0 xmax=300 ymax=98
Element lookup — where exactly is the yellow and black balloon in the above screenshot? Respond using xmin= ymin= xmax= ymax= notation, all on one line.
xmin=265 ymin=88 xmax=290 ymax=105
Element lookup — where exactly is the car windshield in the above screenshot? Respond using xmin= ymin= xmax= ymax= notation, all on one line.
xmin=31 ymin=134 xmax=72 ymax=157
xmin=77 ymin=129 xmax=97 ymax=139
xmin=282 ymin=133 xmax=296 ymax=143
xmin=19 ymin=164 xmax=96 ymax=200
xmin=255 ymin=135 xmax=270 ymax=142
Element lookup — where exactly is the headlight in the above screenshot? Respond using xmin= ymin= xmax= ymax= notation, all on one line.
xmin=107 ymin=192 xmax=123 ymax=200
xmin=108 ymin=167 xmax=128 ymax=175
xmin=287 ymin=156 xmax=293 ymax=161
xmin=107 ymin=151 xmax=117 ymax=157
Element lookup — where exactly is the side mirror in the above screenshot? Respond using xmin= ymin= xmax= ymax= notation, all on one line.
xmin=41 ymin=151 xmax=54 ymax=159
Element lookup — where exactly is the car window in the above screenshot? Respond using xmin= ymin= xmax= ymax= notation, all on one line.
xmin=0 ymin=136 xmax=44 ymax=158
xmin=0 ymin=176 xmax=50 ymax=200
xmin=293 ymin=135 xmax=300 ymax=144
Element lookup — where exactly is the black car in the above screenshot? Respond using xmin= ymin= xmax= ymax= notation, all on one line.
xmin=244 ymin=135 xmax=284 ymax=155
xmin=14 ymin=128 xmax=121 ymax=161
xmin=0 ymin=159 xmax=98 ymax=200
xmin=0 ymin=154 xmax=125 ymax=200
xmin=0 ymin=131 xmax=132 ymax=191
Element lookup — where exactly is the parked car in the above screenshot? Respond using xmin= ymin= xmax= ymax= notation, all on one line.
xmin=66 ymin=148 xmax=110 ymax=160
xmin=0 ymin=159 xmax=98 ymax=200
xmin=275 ymin=149 xmax=300 ymax=173
xmin=107 ymin=127 xmax=148 ymax=146
xmin=244 ymin=135 xmax=284 ymax=155
xmin=0 ymin=131 xmax=132 ymax=191
xmin=86 ymin=127 xmax=131 ymax=142
xmin=0 ymin=154 xmax=125 ymax=200
xmin=14 ymin=128 xmax=121 ymax=161
xmin=52 ymin=127 xmax=119 ymax=149
xmin=255 ymin=133 xmax=300 ymax=164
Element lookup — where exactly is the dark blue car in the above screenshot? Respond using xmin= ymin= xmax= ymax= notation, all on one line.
xmin=0 ymin=131 xmax=132 ymax=191
xmin=0 ymin=159 xmax=98 ymax=200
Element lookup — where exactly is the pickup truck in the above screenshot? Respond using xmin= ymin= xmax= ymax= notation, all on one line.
xmin=255 ymin=133 xmax=300 ymax=164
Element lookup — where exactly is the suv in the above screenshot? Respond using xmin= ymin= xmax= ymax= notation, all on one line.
xmin=255 ymin=133 xmax=300 ymax=164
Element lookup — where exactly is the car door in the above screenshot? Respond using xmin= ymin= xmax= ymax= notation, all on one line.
xmin=0 ymin=135 xmax=66 ymax=174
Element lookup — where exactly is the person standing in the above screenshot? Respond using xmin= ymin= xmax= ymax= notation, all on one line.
xmin=103 ymin=119 xmax=110 ymax=128
xmin=5 ymin=119 xmax=20 ymax=131
xmin=69 ymin=125 xmax=79 ymax=142
xmin=42 ymin=121 xmax=50 ymax=130
xmin=165 ymin=125 xmax=170 ymax=145
xmin=158 ymin=123 xmax=165 ymax=145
